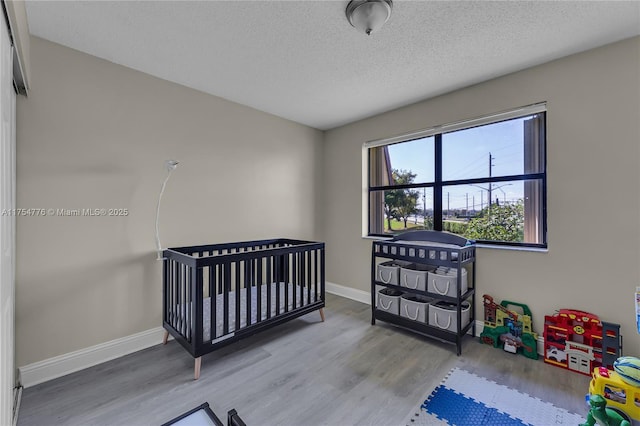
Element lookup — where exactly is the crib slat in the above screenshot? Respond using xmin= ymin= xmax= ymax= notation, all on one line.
xmin=185 ymin=266 xmax=190 ymax=341
xmin=304 ymin=250 xmax=311 ymax=303
xmin=257 ymin=257 xmax=262 ymax=322
xmin=275 ymin=255 xmax=281 ymax=316
xmin=245 ymin=260 xmax=251 ymax=327
xmin=178 ymin=264 xmax=183 ymax=337
xmin=223 ymin=262 xmax=230 ymax=336
xmin=299 ymin=251 xmax=304 ymax=307
xmin=209 ymin=265 xmax=216 ymax=341
xmin=283 ymin=253 xmax=289 ymax=313
xmin=235 ymin=260 xmax=241 ymax=332
xmin=173 ymin=261 xmax=178 ymax=328
xmin=179 ymin=264 xmax=184 ymax=337
xmin=266 ymin=256 xmax=272 ymax=320
xmin=187 ymin=265 xmax=192 ymax=341
xmin=292 ymin=252 xmax=297 ymax=310
xmin=167 ymin=261 xmax=173 ymax=326
xmin=313 ymin=250 xmax=320 ymax=301
xmin=184 ymin=264 xmax=188 ymax=338
xmin=172 ymin=262 xmax=178 ymax=332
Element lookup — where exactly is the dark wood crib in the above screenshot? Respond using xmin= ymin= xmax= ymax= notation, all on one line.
xmin=162 ymin=238 xmax=325 ymax=379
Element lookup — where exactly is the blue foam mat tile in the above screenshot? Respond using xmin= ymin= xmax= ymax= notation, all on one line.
xmin=421 ymin=385 xmax=528 ymax=426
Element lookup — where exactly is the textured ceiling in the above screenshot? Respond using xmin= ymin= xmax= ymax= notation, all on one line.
xmin=25 ymin=1 xmax=640 ymax=130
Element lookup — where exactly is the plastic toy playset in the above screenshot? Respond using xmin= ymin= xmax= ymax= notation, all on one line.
xmin=479 ymin=294 xmax=538 ymax=360
xmin=544 ymin=309 xmax=622 ymax=376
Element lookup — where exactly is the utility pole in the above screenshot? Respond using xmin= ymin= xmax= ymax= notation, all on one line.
xmin=480 ymin=191 xmax=483 ymax=211
xmin=472 ymin=195 xmax=475 ymax=215
xmin=423 ymin=187 xmax=426 ymax=217
xmin=447 ymin=192 xmax=450 ymax=217
xmin=488 ymin=152 xmax=494 ymax=207
xmin=465 ymin=193 xmax=468 ymax=217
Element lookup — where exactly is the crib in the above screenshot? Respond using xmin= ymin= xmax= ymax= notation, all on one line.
xmin=162 ymin=238 xmax=325 ymax=379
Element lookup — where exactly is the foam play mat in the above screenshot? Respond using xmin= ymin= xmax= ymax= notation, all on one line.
xmin=407 ymin=368 xmax=586 ymax=425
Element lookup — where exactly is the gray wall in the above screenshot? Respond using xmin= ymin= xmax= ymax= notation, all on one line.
xmin=15 ymin=37 xmax=323 ymax=366
xmin=322 ymin=37 xmax=640 ymax=355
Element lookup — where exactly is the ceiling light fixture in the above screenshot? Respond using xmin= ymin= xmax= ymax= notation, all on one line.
xmin=346 ymin=0 xmax=393 ymax=35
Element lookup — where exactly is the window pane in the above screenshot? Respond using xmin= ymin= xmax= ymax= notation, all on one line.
xmin=370 ymin=137 xmax=434 ymax=187
xmin=442 ymin=115 xmax=544 ymax=181
xmin=369 ymin=188 xmax=433 ymax=235
xmin=440 ymin=179 xmax=543 ymax=244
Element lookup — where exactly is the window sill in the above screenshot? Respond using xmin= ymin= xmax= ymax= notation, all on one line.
xmin=475 ymin=243 xmax=548 ymax=253
xmin=361 ymin=235 xmax=392 ymax=241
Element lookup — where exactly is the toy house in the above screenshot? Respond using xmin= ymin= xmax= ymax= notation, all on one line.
xmin=543 ymin=309 xmax=622 ymax=375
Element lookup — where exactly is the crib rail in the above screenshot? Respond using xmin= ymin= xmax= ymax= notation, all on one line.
xmin=163 ymin=239 xmax=325 ymax=358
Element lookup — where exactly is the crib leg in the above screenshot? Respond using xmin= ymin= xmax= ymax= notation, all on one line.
xmin=319 ymin=308 xmax=325 ymax=322
xmin=194 ymin=357 xmax=202 ymax=380
xmin=162 ymin=330 xmax=169 ymax=345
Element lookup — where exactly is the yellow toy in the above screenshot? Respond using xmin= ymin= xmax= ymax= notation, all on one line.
xmin=586 ymin=366 xmax=640 ymax=425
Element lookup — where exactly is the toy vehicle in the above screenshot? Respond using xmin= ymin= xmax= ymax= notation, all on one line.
xmin=587 ymin=366 xmax=640 ymax=425
xmin=503 ymin=339 xmax=518 ymax=354
xmin=546 ymin=347 xmax=566 ymax=362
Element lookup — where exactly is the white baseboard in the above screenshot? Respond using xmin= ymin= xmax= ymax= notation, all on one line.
xmin=18 ymin=327 xmax=169 ymax=388
xmin=326 ymin=281 xmax=371 ymax=305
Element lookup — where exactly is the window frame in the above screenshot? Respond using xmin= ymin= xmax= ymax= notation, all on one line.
xmin=362 ymin=103 xmax=547 ymax=248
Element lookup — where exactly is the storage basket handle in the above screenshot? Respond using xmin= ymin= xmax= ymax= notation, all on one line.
xmin=379 ymin=270 xmax=393 ymax=284
xmin=404 ymin=304 xmax=419 ymax=321
xmin=431 ymin=279 xmax=451 ymax=296
xmin=433 ymin=312 xmax=452 ymax=329
xmin=379 ymin=298 xmax=393 ymax=310
xmin=403 ymin=274 xmax=420 ymax=289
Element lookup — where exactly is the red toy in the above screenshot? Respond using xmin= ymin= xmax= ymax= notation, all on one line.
xmin=543 ymin=309 xmax=622 ymax=376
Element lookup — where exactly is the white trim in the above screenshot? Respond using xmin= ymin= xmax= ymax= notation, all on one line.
xmin=326 ymin=281 xmax=371 ymax=305
xmin=361 ymin=143 xmax=369 ymax=237
xmin=18 ymin=327 xmax=170 ymax=388
xmin=363 ymin=102 xmax=547 ymax=148
xmin=476 ymin=243 xmax=548 ymax=253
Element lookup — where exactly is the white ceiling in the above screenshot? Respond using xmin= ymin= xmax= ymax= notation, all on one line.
xmin=25 ymin=1 xmax=640 ymax=130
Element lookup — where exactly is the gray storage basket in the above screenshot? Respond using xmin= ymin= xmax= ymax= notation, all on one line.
xmin=400 ymin=294 xmax=432 ymax=323
xmin=399 ymin=264 xmax=434 ymax=292
xmin=377 ymin=288 xmax=403 ymax=315
xmin=427 ymin=267 xmax=468 ymax=297
xmin=376 ymin=261 xmax=405 ymax=285
xmin=428 ymin=300 xmax=470 ymax=332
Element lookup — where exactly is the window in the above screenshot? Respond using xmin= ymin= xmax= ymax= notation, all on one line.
xmin=365 ymin=104 xmax=546 ymax=247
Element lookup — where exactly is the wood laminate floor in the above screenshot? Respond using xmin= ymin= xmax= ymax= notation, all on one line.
xmin=17 ymin=293 xmax=590 ymax=425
